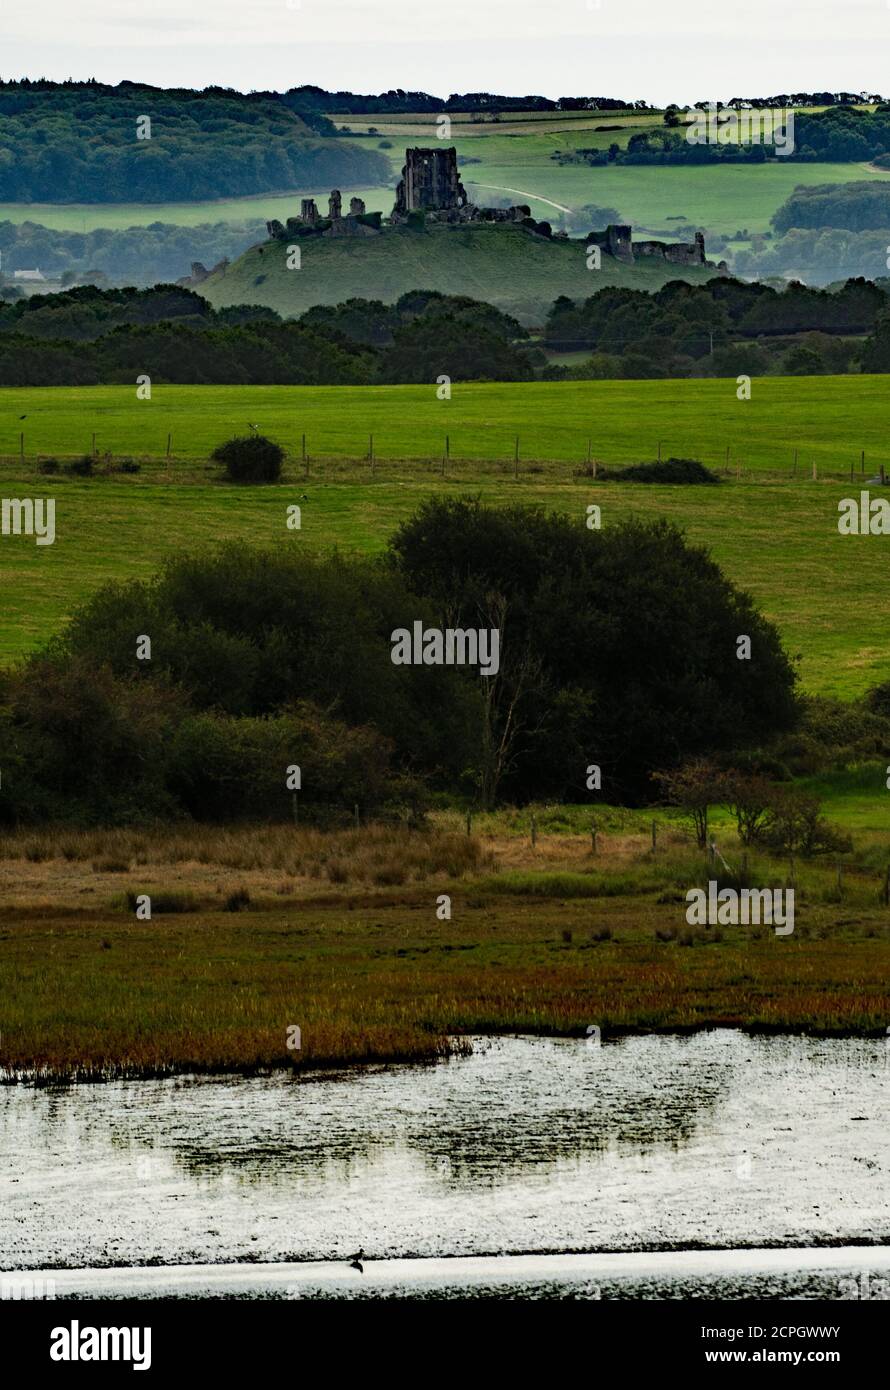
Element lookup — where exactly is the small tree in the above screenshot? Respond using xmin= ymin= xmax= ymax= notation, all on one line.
xmin=652 ymin=760 xmax=730 ymax=848
xmin=212 ymin=434 xmax=284 ymax=483
xmin=724 ymin=771 xmax=778 ymax=845
xmin=755 ymin=788 xmax=852 ymax=857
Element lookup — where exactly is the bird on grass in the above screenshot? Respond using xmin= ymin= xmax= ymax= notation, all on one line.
xmin=248 ymin=422 xmax=260 ymax=434
xmin=347 ymin=1247 xmax=364 ymax=1274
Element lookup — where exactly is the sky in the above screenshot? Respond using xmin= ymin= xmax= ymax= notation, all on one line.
xmin=5 ymin=0 xmax=890 ymax=103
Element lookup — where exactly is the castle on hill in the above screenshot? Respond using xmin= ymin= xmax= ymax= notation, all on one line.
xmin=261 ymin=145 xmax=724 ymax=268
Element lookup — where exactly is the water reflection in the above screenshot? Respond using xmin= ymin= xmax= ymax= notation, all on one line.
xmin=1 ymin=1032 xmax=888 ymax=1268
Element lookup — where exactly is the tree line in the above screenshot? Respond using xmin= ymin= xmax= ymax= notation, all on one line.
xmin=543 ymin=277 xmax=888 ymax=380
xmin=0 ymin=286 xmax=535 ymax=385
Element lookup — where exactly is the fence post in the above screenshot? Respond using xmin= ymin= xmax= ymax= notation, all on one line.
xmin=19 ymin=432 xmax=24 ymax=461
xmin=651 ymin=819 xmax=657 ymax=855
xmin=530 ymin=813 xmax=537 ymax=847
xmin=354 ymin=804 xmax=360 ymax=830
xmin=369 ymin=434 xmax=374 ymax=473
xmin=166 ymin=433 xmax=172 ymax=458
xmin=812 ymin=459 xmax=817 ymax=480
xmin=587 ymin=438 xmax=591 ymax=465
xmin=466 ymin=811 xmax=472 ymax=837
xmin=861 ymin=449 xmax=865 ymax=475
xmin=292 ymin=792 xmax=298 ymax=827
xmin=793 ymin=449 xmax=798 ymax=476
xmin=591 ymin=823 xmax=597 ymax=854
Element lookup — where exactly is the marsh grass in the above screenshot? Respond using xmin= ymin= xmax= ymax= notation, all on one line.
xmin=0 ymin=823 xmax=495 ymax=884
xmin=2 ymin=817 xmax=889 ymax=1081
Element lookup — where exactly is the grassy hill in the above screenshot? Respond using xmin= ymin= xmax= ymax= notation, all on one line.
xmin=200 ymin=223 xmax=720 ymax=323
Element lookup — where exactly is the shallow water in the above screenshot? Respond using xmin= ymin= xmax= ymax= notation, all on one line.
xmin=2 ymin=1031 xmax=889 ymax=1296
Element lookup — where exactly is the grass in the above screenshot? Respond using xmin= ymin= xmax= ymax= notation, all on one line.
xmin=1 ymin=379 xmax=889 ymax=694
xmin=200 ymin=222 xmax=717 ymax=323
xmin=0 ymin=187 xmax=393 ymax=232
xmin=2 ymin=818 xmax=889 ymax=1081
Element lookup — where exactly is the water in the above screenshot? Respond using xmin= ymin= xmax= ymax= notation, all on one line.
xmin=2 ymin=1031 xmax=889 ymax=1298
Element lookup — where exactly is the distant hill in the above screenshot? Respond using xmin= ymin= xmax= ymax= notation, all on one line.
xmin=0 ymin=81 xmax=390 ymax=203
xmin=199 ymin=223 xmax=720 ymax=324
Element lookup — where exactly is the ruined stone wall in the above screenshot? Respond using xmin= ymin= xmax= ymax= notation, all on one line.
xmin=589 ymin=224 xmax=708 ymax=266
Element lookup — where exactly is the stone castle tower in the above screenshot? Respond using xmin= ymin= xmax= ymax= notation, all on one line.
xmin=393 ymin=147 xmax=468 ymax=215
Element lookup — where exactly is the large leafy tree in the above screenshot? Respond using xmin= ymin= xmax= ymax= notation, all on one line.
xmin=387 ymin=499 xmax=799 ymax=803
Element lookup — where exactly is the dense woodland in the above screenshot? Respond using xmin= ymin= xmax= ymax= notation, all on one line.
xmin=0 ymin=81 xmax=388 ymax=203
xmin=3 ymin=278 xmax=890 ymax=384
xmin=0 ymin=286 xmax=534 ymax=385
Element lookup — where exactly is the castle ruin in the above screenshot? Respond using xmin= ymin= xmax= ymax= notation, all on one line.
xmin=260 ymin=152 xmax=723 ymax=271
xmin=393 ymin=147 xmax=468 ymax=217
xmin=587 ymin=224 xmax=717 ymax=268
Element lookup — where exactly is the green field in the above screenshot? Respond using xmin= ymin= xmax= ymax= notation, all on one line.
xmin=1 ymin=379 xmax=888 ymax=696
xmin=4 ymin=162 xmax=882 ymax=237
xmin=0 ymin=187 xmax=394 ymax=232
xmin=2 ymin=378 xmax=887 ymax=472
xmin=3 ymin=98 xmax=887 ymax=240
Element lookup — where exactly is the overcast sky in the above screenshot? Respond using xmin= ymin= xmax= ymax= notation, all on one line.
xmin=6 ymin=0 xmax=890 ymax=103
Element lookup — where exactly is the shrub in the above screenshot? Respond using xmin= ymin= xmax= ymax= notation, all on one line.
xmin=223 ymin=887 xmax=251 ymax=911
xmin=212 ymin=434 xmax=284 ymax=483
xmin=753 ymin=788 xmax=853 ymax=857
xmin=866 ymin=680 xmax=890 ymax=719
xmin=37 ymin=458 xmax=59 ymax=474
xmin=597 ymin=457 xmax=720 ymax=485
xmin=66 ymin=455 xmax=93 ymax=476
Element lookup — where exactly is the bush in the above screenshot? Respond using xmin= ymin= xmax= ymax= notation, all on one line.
xmin=37 ymin=458 xmax=59 ymax=474
xmin=66 ymin=455 xmax=93 ymax=476
xmin=212 ymin=434 xmax=284 ymax=483
xmin=753 ymin=788 xmax=852 ymax=857
xmin=597 ymin=457 xmax=720 ymax=485
xmin=866 ymin=680 xmax=890 ymax=719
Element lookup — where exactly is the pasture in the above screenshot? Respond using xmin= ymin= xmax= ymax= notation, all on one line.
xmin=0 ymin=378 xmax=888 ymax=696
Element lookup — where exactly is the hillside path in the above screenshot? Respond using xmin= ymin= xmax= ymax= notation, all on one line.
xmin=470 ymin=183 xmax=573 ymax=214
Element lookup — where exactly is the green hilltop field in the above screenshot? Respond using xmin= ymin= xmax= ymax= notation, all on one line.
xmin=200 ymin=222 xmax=720 ymax=323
